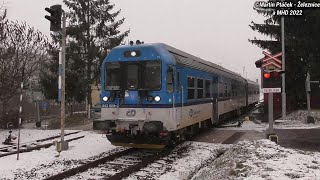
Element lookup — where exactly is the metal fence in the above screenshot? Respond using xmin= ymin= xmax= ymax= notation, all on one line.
xmin=0 ymin=97 xmax=86 ymax=128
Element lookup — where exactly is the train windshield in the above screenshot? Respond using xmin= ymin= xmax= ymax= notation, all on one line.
xmin=105 ymin=61 xmax=161 ymax=91
xmin=105 ymin=62 xmax=122 ymax=90
xmin=126 ymin=64 xmax=139 ymax=89
xmin=142 ymin=61 xmax=161 ymax=90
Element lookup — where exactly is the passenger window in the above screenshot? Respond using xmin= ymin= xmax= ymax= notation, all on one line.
xmin=224 ymin=83 xmax=228 ymax=97
xmin=205 ymin=80 xmax=210 ymax=98
xmin=187 ymin=77 xmax=195 ymax=99
xmin=231 ymin=84 xmax=235 ymax=97
xmin=219 ymin=82 xmax=224 ymax=98
xmin=166 ymin=67 xmax=174 ymax=92
xmin=197 ymin=79 xmax=204 ymax=99
xmin=176 ymin=72 xmax=181 ymax=92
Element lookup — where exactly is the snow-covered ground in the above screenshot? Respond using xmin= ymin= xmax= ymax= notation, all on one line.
xmin=0 ymin=109 xmax=319 ymax=179
xmin=0 ymin=130 xmax=117 ymax=179
xmin=192 ymin=140 xmax=320 ymax=180
xmin=225 ymin=109 xmax=320 ymax=131
xmin=274 ymin=110 xmax=320 ymax=129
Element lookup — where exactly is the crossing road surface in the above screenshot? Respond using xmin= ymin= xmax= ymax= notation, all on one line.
xmin=194 ymin=128 xmax=320 ymax=152
xmin=275 ymin=128 xmax=320 ymax=152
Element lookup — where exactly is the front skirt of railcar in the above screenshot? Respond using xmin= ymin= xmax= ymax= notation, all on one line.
xmin=107 ymin=131 xmax=171 ymax=149
xmin=94 ymin=120 xmax=171 ymax=149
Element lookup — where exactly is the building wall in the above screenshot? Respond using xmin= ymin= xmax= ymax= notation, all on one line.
xmin=91 ymin=84 xmax=101 ymax=105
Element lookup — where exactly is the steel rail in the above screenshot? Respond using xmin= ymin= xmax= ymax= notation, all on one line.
xmin=0 ymin=131 xmax=81 ymax=152
xmin=0 ymin=136 xmax=84 ymax=158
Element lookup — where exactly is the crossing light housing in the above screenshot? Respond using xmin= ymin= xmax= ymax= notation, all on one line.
xmin=45 ymin=4 xmax=62 ymax=31
xmin=262 ymin=70 xmax=284 ymax=88
xmin=255 ymin=60 xmax=263 ymax=68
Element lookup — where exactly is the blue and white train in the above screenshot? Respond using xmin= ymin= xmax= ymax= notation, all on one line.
xmin=93 ymin=42 xmax=260 ymax=149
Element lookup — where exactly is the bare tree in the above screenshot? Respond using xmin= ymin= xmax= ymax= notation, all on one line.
xmin=0 ymin=2 xmax=6 ymax=22
xmin=0 ymin=16 xmax=49 ymax=127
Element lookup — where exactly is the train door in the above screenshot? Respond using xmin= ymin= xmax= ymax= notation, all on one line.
xmin=175 ymin=67 xmax=182 ymax=127
xmin=212 ymin=76 xmax=219 ymax=125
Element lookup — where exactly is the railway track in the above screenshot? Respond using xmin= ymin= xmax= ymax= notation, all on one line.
xmin=44 ymin=147 xmax=173 ymax=180
xmin=0 ymin=131 xmax=84 ymax=158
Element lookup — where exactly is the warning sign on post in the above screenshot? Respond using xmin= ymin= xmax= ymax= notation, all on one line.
xmin=262 ymin=88 xmax=281 ymax=93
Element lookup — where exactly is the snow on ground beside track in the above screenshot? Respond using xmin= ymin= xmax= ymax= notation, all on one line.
xmin=0 ymin=130 xmax=116 ymax=180
xmin=192 ymin=139 xmax=320 ymax=180
xmin=224 ymin=110 xmax=320 ymax=131
xmin=274 ymin=110 xmax=320 ymax=129
xmin=125 ymin=142 xmax=231 ymax=180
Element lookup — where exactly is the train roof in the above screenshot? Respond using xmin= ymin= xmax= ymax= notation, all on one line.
xmin=112 ymin=43 xmax=246 ymax=81
xmin=161 ymin=43 xmax=244 ymax=81
xmin=245 ymin=78 xmax=259 ymax=86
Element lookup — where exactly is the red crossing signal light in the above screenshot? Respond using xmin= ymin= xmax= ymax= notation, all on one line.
xmin=263 ymin=73 xmax=270 ymax=79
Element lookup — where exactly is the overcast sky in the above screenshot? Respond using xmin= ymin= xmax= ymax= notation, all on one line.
xmin=5 ymin=0 xmax=265 ymax=83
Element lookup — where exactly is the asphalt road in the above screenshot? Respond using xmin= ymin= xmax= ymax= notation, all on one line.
xmin=194 ymin=127 xmax=320 ymax=152
xmin=275 ymin=128 xmax=320 ymax=152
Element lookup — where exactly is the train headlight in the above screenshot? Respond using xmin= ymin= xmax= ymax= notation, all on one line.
xmin=154 ymin=96 xmax=161 ymax=102
xmin=102 ymin=96 xmax=109 ymax=102
xmin=131 ymin=51 xmax=137 ymax=57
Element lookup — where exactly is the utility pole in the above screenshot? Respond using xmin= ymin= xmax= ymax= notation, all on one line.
xmin=281 ymin=5 xmax=286 ymax=119
xmin=243 ymin=67 xmax=245 ymax=77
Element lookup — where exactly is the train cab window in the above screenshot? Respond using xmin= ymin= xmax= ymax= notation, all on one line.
xmin=205 ymin=80 xmax=210 ymax=98
xmin=166 ymin=66 xmax=174 ymax=92
xmin=143 ymin=61 xmax=161 ymax=90
xmin=187 ymin=77 xmax=195 ymax=99
xmin=106 ymin=62 xmax=121 ymax=90
xmin=127 ymin=64 xmax=139 ymax=90
xmin=197 ymin=79 xmax=204 ymax=99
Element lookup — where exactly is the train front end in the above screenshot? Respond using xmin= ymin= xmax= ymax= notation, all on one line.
xmin=94 ymin=43 xmax=176 ymax=149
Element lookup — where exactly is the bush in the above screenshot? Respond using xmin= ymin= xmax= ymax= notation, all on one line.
xmin=0 ymin=109 xmax=21 ymax=129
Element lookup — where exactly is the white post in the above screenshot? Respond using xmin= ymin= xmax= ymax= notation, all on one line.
xmin=268 ymin=93 xmax=274 ymax=134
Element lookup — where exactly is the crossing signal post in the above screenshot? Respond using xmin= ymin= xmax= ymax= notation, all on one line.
xmin=255 ymin=51 xmax=285 ymax=144
xmin=45 ymin=4 xmax=68 ymax=154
